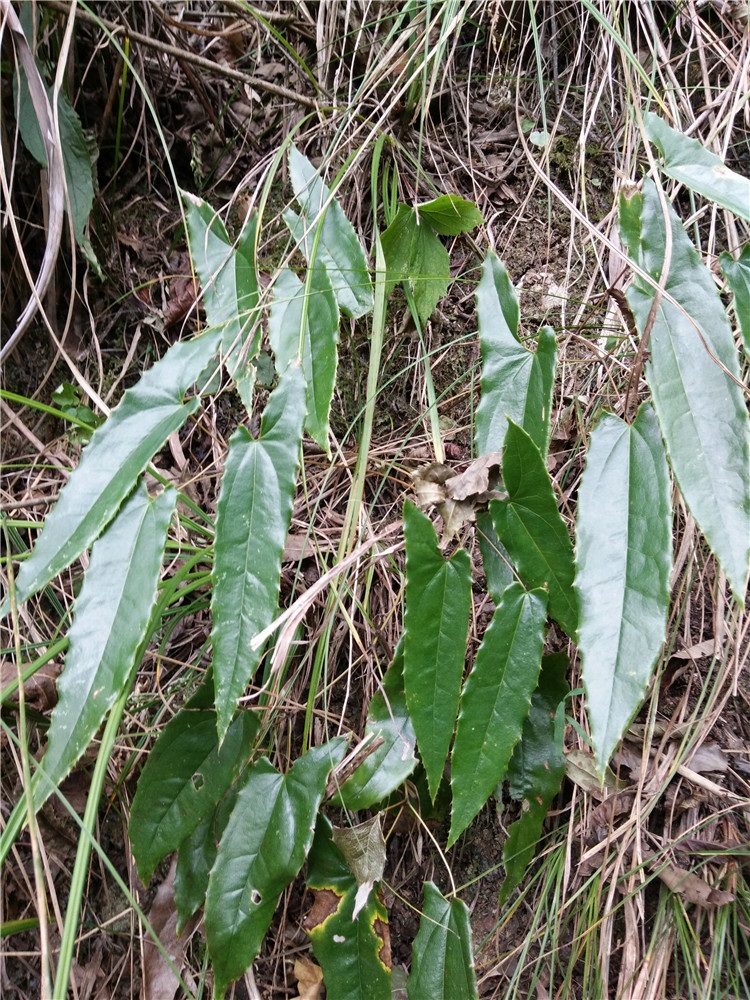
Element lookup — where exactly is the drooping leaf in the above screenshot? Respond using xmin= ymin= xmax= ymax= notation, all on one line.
xmin=381 ymin=204 xmax=450 ymax=326
xmin=268 ymin=266 xmax=339 ymax=453
xmin=449 ymin=584 xmax=547 ymax=845
xmin=32 ymin=483 xmax=176 ymax=810
xmin=332 ymin=816 xmax=387 ymax=919
xmin=575 ymin=403 xmax=672 ymax=773
xmin=491 ymin=422 xmax=578 ymax=638
xmin=333 ymin=641 xmax=417 ymax=811
xmin=500 ymin=653 xmax=569 ymax=903
xmin=305 ymin=817 xmax=392 ymax=1000
xmin=205 ymin=738 xmax=346 ymax=999
xmin=2 ymin=330 xmax=220 ymax=614
xmin=619 ymin=180 xmax=750 ymax=602
xmin=476 ymin=511 xmax=514 ymax=603
xmin=644 ymin=112 xmax=750 ymax=221
xmin=475 ymin=251 xmax=557 ymax=455
xmin=285 ymin=145 xmax=373 ymax=318
xmin=403 ymin=501 xmax=472 ymax=801
xmin=129 ymin=707 xmax=258 ymax=884
xmin=720 ymin=243 xmax=750 ymax=355
xmin=211 ymin=365 xmax=305 ymax=740
xmin=416 ymin=195 xmax=483 ymax=236
xmin=407 ymin=882 xmax=477 ymax=1000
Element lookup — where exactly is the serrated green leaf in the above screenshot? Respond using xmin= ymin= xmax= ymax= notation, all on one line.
xmin=407 ymin=882 xmax=477 ymax=1000
xmin=476 ymin=512 xmax=514 ymax=603
xmin=500 ymin=653 xmax=568 ymax=903
xmin=416 ymin=195 xmax=483 ymax=236
xmin=268 ymin=266 xmax=339 ymax=453
xmin=620 ymin=180 xmax=750 ymax=602
xmin=182 ymin=194 xmax=261 ymax=394
xmin=644 ymin=112 xmax=750 ymax=220
xmin=381 ymin=205 xmax=450 ymax=326
xmin=475 ymin=252 xmax=556 ymax=455
xmin=721 ymin=243 xmax=750 ymax=355
xmin=285 ymin=145 xmax=373 ymax=318
xmin=2 ymin=330 xmax=220 ymax=615
xmin=205 ymin=738 xmax=346 ymax=999
xmin=575 ymin=403 xmax=672 ymax=772
xmin=333 ymin=641 xmax=417 ymax=810
xmin=130 ymin=707 xmax=258 ymax=884
xmin=403 ymin=501 xmax=472 ymax=801
xmin=450 ymin=584 xmax=546 ymax=846
xmin=491 ymin=422 xmax=578 ymax=637
xmin=211 ymin=365 xmax=305 ymax=740
xmin=32 ymin=483 xmax=176 ymax=811
xmin=306 ymin=817 xmax=392 ymax=1000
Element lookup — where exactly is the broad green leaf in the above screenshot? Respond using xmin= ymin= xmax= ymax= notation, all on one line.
xmin=381 ymin=204 xmax=450 ymax=326
xmin=2 ymin=329 xmax=220 ymax=614
xmin=491 ymin=422 xmax=578 ymax=637
xmin=476 ymin=512 xmax=514 ymax=603
xmin=205 ymin=738 xmax=346 ymax=999
xmin=407 ymin=882 xmax=477 ymax=1000
xmin=619 ymin=180 xmax=750 ymax=602
xmin=174 ymin=812 xmax=216 ymax=932
xmin=182 ymin=194 xmax=261 ymax=394
xmin=306 ymin=817 xmax=392 ymax=1000
xmin=416 ymin=195 xmax=483 ymax=236
xmin=211 ymin=365 xmax=305 ymax=740
xmin=34 ymin=483 xmax=176 ymax=808
xmin=475 ymin=252 xmax=557 ymax=455
xmin=449 ymin=584 xmax=546 ymax=845
xmin=575 ymin=403 xmax=672 ymax=772
xmin=644 ymin=112 xmax=750 ymax=221
xmin=333 ymin=641 xmax=417 ymax=810
xmin=403 ymin=501 xmax=472 ymax=801
xmin=721 ymin=244 xmax=750 ymax=355
xmin=500 ymin=653 xmax=568 ymax=903
xmin=129 ymin=707 xmax=258 ymax=884
xmin=285 ymin=145 xmax=373 ymax=318
xmin=268 ymin=266 xmax=339 ymax=452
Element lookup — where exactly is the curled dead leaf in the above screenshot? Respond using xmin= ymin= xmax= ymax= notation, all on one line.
xmin=293 ymin=956 xmax=324 ymax=1000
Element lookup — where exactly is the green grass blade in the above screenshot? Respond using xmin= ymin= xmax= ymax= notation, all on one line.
xmin=620 ymin=180 xmax=750 ymax=602
xmin=575 ymin=404 xmax=672 ymax=773
xmin=491 ymin=422 xmax=578 ymax=638
xmin=403 ymin=500 xmax=471 ymax=801
xmin=449 ymin=583 xmax=546 ymax=846
xmin=2 ymin=330 xmax=220 ymax=613
xmin=205 ymin=739 xmax=346 ymax=999
xmin=407 ymin=882 xmax=478 ymax=1000
xmin=211 ymin=364 xmax=305 ymax=740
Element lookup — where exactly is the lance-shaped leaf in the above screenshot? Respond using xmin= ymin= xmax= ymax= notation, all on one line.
xmin=268 ymin=266 xmax=339 ymax=453
xmin=34 ymin=483 xmax=176 ymax=809
xmin=403 ymin=501 xmax=472 ymax=801
xmin=575 ymin=403 xmax=672 ymax=773
xmin=305 ymin=817 xmax=392 ymax=1000
xmin=500 ymin=653 xmax=568 ymax=903
xmin=644 ymin=112 xmax=750 ymax=221
xmin=211 ymin=365 xmax=305 ymax=740
xmin=491 ymin=421 xmax=578 ymax=638
xmin=333 ymin=641 xmax=417 ymax=811
xmin=2 ymin=330 xmax=220 ymax=614
xmin=381 ymin=205 xmax=450 ymax=326
xmin=619 ymin=180 xmax=750 ymax=602
xmin=475 ymin=251 xmax=557 ymax=456
xmin=449 ymin=584 xmax=546 ymax=845
xmin=407 ymin=882 xmax=477 ymax=1000
xmin=130 ymin=707 xmax=258 ymax=884
xmin=476 ymin=511 xmax=514 ymax=603
xmin=721 ymin=244 xmax=750 ymax=355
xmin=205 ymin=738 xmax=346 ymax=999
xmin=416 ymin=194 xmax=484 ymax=236
xmin=284 ymin=145 xmax=373 ymax=318
xmin=182 ymin=194 xmax=261 ymax=393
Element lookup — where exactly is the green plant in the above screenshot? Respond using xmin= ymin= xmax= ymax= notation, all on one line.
xmin=2 ymin=114 xmax=749 ymax=998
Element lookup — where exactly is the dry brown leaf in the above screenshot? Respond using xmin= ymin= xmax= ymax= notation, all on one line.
xmin=142 ymin=858 xmax=199 ymax=1000
xmin=646 ymin=854 xmax=735 ymax=907
xmin=293 ymin=956 xmax=324 ymax=1000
